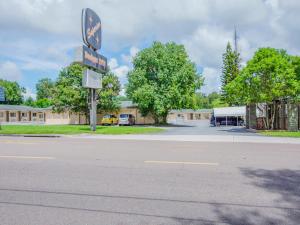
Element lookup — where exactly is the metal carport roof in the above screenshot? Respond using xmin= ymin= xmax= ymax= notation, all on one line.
xmin=213 ymin=106 xmax=246 ymax=117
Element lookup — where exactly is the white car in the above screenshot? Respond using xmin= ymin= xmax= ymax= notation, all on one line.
xmin=119 ymin=114 xmax=135 ymax=126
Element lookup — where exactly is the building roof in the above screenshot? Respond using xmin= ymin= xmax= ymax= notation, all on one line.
xmin=0 ymin=104 xmax=49 ymax=112
xmin=170 ymin=109 xmax=213 ymax=114
xmin=119 ymin=101 xmax=213 ymax=113
xmin=120 ymin=101 xmax=137 ymax=108
xmin=213 ymin=106 xmax=246 ymax=117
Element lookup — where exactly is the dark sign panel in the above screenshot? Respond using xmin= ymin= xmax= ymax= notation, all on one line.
xmin=82 ymin=45 xmax=107 ymax=72
xmin=82 ymin=8 xmax=102 ymax=51
xmin=0 ymin=87 xmax=5 ymax=102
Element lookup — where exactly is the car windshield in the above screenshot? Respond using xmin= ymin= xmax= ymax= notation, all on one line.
xmin=103 ymin=115 xmax=111 ymax=118
xmin=120 ymin=114 xmax=129 ymax=118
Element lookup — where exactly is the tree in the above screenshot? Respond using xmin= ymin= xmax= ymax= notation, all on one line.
xmin=291 ymin=56 xmax=300 ymax=102
xmin=117 ymin=95 xmax=130 ymax=101
xmin=36 ymin=78 xmax=55 ymax=100
xmin=195 ymin=92 xmax=228 ymax=109
xmin=0 ymin=79 xmax=25 ymax=104
xmin=52 ymin=64 xmax=89 ymax=114
xmin=35 ymin=98 xmax=52 ymax=108
xmin=52 ymin=63 xmax=121 ymax=118
xmin=226 ymin=47 xmax=300 ymax=129
xmin=126 ymin=42 xmax=203 ymax=123
xmin=24 ymin=97 xmax=35 ymax=107
xmin=221 ymin=42 xmax=241 ymax=105
xmin=97 ymin=71 xmax=121 ymax=113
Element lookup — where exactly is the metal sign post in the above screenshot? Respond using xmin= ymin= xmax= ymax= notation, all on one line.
xmin=0 ymin=87 xmax=4 ymax=131
xmin=89 ymin=89 xmax=97 ymax=131
xmin=81 ymin=8 xmax=107 ymax=131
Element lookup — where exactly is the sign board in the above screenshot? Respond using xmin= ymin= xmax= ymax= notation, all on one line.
xmin=83 ymin=69 xmax=102 ymax=89
xmin=74 ymin=46 xmax=107 ymax=73
xmin=82 ymin=45 xmax=107 ymax=72
xmin=82 ymin=8 xmax=102 ymax=50
xmin=0 ymin=87 xmax=5 ymax=102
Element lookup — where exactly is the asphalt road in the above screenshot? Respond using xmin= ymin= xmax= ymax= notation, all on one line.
xmin=0 ymin=136 xmax=299 ymax=225
xmin=163 ymin=120 xmax=259 ymax=136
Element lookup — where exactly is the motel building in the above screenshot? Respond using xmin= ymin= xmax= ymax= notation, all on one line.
xmin=0 ymin=102 xmax=246 ymax=126
xmin=0 ymin=105 xmax=46 ymax=123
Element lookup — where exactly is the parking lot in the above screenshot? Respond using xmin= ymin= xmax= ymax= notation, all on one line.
xmin=163 ymin=120 xmax=259 ymax=136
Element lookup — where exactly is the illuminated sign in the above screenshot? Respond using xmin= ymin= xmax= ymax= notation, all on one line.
xmin=83 ymin=69 xmax=102 ymax=89
xmin=82 ymin=8 xmax=102 ymax=51
xmin=74 ymin=46 xmax=107 ymax=73
xmin=82 ymin=45 xmax=107 ymax=72
xmin=0 ymin=87 xmax=5 ymax=102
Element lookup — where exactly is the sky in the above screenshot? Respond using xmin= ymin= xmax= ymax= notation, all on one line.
xmin=0 ymin=0 xmax=300 ymax=99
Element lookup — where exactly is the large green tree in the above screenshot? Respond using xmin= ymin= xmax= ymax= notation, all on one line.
xmin=226 ymin=47 xmax=300 ymax=129
xmin=221 ymin=42 xmax=241 ymax=105
xmin=195 ymin=92 xmax=228 ymax=109
xmin=36 ymin=78 xmax=55 ymax=100
xmin=52 ymin=63 xmax=120 ymax=117
xmin=0 ymin=79 xmax=25 ymax=104
xmin=97 ymin=71 xmax=121 ymax=113
xmin=126 ymin=42 xmax=203 ymax=123
xmin=52 ymin=64 xmax=88 ymax=114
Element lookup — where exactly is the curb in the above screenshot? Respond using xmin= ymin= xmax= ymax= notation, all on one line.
xmin=0 ymin=134 xmax=61 ymax=138
xmin=68 ymin=134 xmax=300 ymax=145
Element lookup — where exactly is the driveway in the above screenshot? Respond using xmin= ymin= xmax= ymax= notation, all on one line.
xmin=163 ymin=120 xmax=259 ymax=136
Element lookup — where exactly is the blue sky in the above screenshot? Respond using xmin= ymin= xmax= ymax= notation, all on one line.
xmin=0 ymin=0 xmax=300 ymax=99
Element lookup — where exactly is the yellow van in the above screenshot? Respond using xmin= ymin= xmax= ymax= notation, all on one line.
xmin=101 ymin=114 xmax=118 ymax=125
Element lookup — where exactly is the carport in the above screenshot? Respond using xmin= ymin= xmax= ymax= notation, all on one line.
xmin=212 ymin=106 xmax=246 ymax=126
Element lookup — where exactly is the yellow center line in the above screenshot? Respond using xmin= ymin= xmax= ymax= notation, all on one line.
xmin=0 ymin=156 xmax=55 ymax=160
xmin=144 ymin=161 xmax=219 ymax=166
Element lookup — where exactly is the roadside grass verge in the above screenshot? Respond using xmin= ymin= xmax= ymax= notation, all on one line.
xmin=260 ymin=130 xmax=300 ymax=138
xmin=0 ymin=125 xmax=164 ymax=135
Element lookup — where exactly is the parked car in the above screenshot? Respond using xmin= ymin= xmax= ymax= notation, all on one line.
xmin=119 ymin=114 xmax=135 ymax=126
xmin=101 ymin=114 xmax=118 ymax=125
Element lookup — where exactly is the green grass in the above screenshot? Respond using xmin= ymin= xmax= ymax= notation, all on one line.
xmin=260 ymin=130 xmax=300 ymax=138
xmin=0 ymin=125 xmax=164 ymax=135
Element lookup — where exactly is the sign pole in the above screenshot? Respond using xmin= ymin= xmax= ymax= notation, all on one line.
xmin=90 ymin=88 xmax=97 ymax=131
xmin=81 ymin=8 xmax=107 ymax=132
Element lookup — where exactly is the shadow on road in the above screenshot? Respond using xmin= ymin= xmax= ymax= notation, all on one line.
xmin=1 ymin=169 xmax=300 ymax=224
xmin=174 ymin=168 xmax=300 ymax=225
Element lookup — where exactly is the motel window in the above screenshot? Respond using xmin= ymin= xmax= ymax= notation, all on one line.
xmin=21 ymin=112 xmax=27 ymax=117
xmin=39 ymin=114 xmax=44 ymax=119
xmin=10 ymin=112 xmax=16 ymax=117
xmin=32 ymin=113 xmax=37 ymax=117
xmin=0 ymin=112 xmax=3 ymax=118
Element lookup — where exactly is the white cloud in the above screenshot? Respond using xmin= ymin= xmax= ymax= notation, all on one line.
xmin=1 ymin=0 xmax=300 ymax=94
xmin=23 ymin=87 xmax=37 ymax=100
xmin=183 ymin=25 xmax=232 ymax=68
xmin=121 ymin=46 xmax=140 ymax=64
xmin=201 ymin=67 xmax=221 ymax=94
xmin=113 ymin=65 xmax=130 ymax=80
xmin=119 ymin=87 xmax=126 ymax=96
xmin=0 ymin=61 xmax=22 ymax=81
xmin=108 ymin=58 xmax=118 ymax=70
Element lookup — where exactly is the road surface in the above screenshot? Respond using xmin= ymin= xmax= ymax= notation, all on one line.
xmin=0 ymin=136 xmax=299 ymax=225
xmin=162 ymin=120 xmax=259 ymax=136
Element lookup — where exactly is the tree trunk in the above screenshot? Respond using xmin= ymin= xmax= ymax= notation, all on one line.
xmin=153 ymin=114 xmax=160 ymax=125
xmin=161 ymin=114 xmax=168 ymax=125
xmin=270 ymin=102 xmax=276 ymax=130
xmin=265 ymin=105 xmax=269 ymax=129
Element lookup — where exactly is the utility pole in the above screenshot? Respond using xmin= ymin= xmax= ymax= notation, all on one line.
xmin=234 ymin=25 xmax=238 ymax=54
